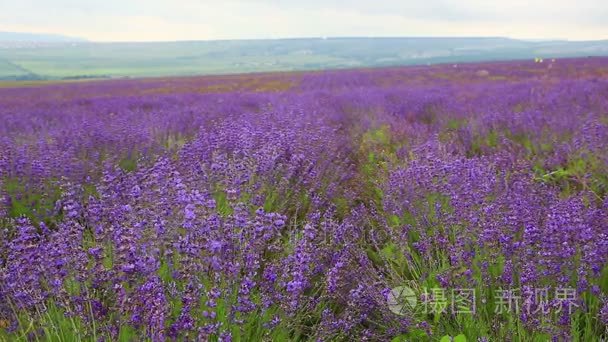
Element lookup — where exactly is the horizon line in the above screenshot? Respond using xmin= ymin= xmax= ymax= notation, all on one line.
xmin=2 ymin=33 xmax=605 ymax=43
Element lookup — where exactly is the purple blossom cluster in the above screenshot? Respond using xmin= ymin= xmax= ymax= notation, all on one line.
xmin=1 ymin=57 xmax=608 ymax=340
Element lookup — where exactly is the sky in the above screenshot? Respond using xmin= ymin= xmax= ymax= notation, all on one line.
xmin=1 ymin=0 xmax=607 ymax=42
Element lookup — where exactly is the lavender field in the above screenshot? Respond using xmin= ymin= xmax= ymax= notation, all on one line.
xmin=1 ymin=58 xmax=607 ymax=341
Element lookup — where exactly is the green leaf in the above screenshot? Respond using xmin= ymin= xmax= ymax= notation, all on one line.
xmin=391 ymin=334 xmax=408 ymax=342
xmin=118 ymin=156 xmax=138 ymax=172
xmin=158 ymin=258 xmax=172 ymax=283
xmin=388 ymin=214 xmax=401 ymax=226
xmin=533 ymin=334 xmax=551 ymax=342
xmin=366 ymin=248 xmax=383 ymax=265
xmin=488 ymin=255 xmax=505 ymax=278
xmin=214 ymin=190 xmax=234 ymax=216
xmin=454 ymin=334 xmax=467 ymax=342
xmin=407 ymin=328 xmax=428 ymax=339
xmin=440 ymin=336 xmax=452 ymax=342
xmin=118 ymin=324 xmax=138 ymax=342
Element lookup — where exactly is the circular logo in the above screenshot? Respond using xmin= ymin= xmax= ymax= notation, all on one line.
xmin=387 ymin=286 xmax=417 ymax=315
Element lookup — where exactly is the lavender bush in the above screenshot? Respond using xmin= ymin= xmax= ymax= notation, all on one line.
xmin=1 ymin=57 xmax=607 ymax=341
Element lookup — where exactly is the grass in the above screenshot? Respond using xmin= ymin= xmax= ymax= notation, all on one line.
xmin=2 ymin=39 xmax=607 ymax=80
xmin=0 ymin=59 xmax=32 ymax=79
xmin=3 ymin=177 xmax=63 ymax=226
xmin=5 ymin=53 xmax=348 ymax=79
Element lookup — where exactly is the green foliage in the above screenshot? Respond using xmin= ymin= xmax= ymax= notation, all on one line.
xmin=162 ymin=134 xmax=187 ymax=151
xmin=446 ymin=118 xmax=466 ymax=130
xmin=2 ymin=177 xmax=62 ymax=225
xmin=118 ymin=325 xmax=138 ymax=342
xmin=0 ymin=302 xmax=89 ymax=341
xmin=535 ymin=152 xmax=607 ymax=200
xmin=391 ymin=328 xmax=428 ymax=341
xmin=357 ymin=125 xmax=401 ymax=210
xmin=380 ymin=242 xmax=419 ymax=278
xmin=467 ymin=129 xmax=500 ymax=157
xmin=118 ymin=156 xmax=138 ymax=172
xmin=263 ymin=190 xmax=279 ymax=213
xmin=214 ymin=190 xmax=234 ymax=216
xmin=440 ymin=334 xmax=467 ymax=342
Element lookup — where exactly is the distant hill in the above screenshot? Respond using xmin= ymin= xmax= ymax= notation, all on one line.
xmin=0 ymin=36 xmax=607 ymax=80
xmin=0 ymin=31 xmax=86 ymax=42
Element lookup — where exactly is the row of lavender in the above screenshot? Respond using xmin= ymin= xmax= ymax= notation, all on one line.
xmin=1 ymin=58 xmax=607 ymax=340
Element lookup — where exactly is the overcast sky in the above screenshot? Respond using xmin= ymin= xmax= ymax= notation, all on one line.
xmin=1 ymin=0 xmax=607 ymax=42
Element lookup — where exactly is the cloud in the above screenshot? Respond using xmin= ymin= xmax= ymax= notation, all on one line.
xmin=0 ymin=0 xmax=606 ymax=41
